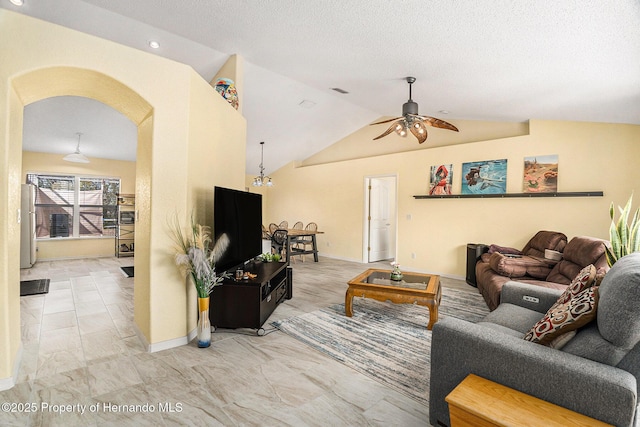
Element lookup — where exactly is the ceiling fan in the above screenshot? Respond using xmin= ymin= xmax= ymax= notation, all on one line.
xmin=371 ymin=77 xmax=459 ymax=144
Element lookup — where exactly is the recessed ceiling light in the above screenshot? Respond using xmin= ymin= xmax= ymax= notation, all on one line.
xmin=9 ymin=0 xmax=24 ymax=5
xmin=439 ymin=110 xmax=450 ymax=114
xmin=148 ymin=40 xmax=160 ymax=49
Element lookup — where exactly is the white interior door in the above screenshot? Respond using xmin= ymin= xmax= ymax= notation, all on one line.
xmin=368 ymin=176 xmax=396 ymax=262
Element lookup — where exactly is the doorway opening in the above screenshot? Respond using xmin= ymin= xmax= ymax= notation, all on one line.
xmin=9 ymin=66 xmax=153 ymax=363
xmin=363 ymin=175 xmax=398 ymax=263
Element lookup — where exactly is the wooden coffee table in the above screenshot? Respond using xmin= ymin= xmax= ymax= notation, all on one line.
xmin=345 ymin=268 xmax=442 ymax=329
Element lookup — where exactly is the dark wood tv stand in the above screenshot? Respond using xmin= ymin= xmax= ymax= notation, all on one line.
xmin=210 ymin=261 xmax=292 ymax=334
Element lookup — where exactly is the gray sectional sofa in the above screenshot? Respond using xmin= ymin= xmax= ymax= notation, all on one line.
xmin=430 ymin=253 xmax=640 ymax=427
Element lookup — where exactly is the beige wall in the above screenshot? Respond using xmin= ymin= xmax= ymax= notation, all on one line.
xmin=21 ymin=151 xmax=136 ymax=259
xmin=265 ymin=119 xmax=640 ymax=277
xmin=178 ymin=71 xmax=247 ymax=333
xmin=0 ymin=10 xmax=246 ymax=386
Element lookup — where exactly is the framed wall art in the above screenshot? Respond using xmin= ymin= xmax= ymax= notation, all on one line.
xmin=462 ymin=159 xmax=507 ymax=194
xmin=523 ymin=155 xmax=558 ymax=193
xmin=428 ymin=164 xmax=453 ymax=195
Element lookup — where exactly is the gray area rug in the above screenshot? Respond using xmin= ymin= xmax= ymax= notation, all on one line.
xmin=272 ymin=287 xmax=489 ymax=406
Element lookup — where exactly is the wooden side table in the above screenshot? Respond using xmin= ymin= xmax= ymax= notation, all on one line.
xmin=445 ymin=374 xmax=612 ymax=427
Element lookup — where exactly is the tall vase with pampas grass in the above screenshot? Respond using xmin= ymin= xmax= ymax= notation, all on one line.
xmin=169 ymin=213 xmax=230 ymax=348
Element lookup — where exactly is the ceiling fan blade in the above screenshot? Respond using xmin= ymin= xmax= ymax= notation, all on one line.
xmin=409 ymin=121 xmax=428 ymax=144
xmin=409 ymin=114 xmax=459 ymax=132
xmin=371 ymin=116 xmax=403 ymax=126
xmin=372 ymin=120 xmax=403 ymax=140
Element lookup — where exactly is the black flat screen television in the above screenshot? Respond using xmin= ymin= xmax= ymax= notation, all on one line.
xmin=214 ymin=186 xmax=262 ymax=273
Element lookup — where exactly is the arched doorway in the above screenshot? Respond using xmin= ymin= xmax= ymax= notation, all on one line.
xmin=8 ymin=66 xmax=153 ymax=363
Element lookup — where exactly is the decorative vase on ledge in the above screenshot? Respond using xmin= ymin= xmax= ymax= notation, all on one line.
xmin=197 ymin=296 xmax=212 ymax=348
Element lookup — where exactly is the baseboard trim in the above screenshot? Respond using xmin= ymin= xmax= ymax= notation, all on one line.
xmin=133 ymin=323 xmax=196 ymax=353
xmin=133 ymin=323 xmax=150 ymax=351
xmin=316 ymin=253 xmax=366 ymax=264
xmin=0 ymin=343 xmax=23 ymax=391
xmin=148 ymin=334 xmax=189 ymax=353
xmin=37 ymin=255 xmax=114 ymax=262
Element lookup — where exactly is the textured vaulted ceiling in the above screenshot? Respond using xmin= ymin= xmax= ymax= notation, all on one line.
xmin=5 ymin=0 xmax=640 ymax=175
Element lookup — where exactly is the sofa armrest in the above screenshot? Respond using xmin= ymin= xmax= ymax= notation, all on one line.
xmin=429 ymin=317 xmax=637 ymax=427
xmin=500 ymin=280 xmax=563 ymax=313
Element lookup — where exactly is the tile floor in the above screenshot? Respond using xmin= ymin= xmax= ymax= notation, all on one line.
xmin=3 ymin=256 xmax=475 ymax=426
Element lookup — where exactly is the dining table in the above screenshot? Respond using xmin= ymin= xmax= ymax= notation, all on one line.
xmin=284 ymin=228 xmax=324 ymax=263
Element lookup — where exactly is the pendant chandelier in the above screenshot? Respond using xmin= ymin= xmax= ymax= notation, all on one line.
xmin=252 ymin=141 xmax=273 ymax=187
xmin=63 ymin=132 xmax=90 ymax=163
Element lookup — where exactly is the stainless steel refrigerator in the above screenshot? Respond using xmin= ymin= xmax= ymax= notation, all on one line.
xmin=20 ymin=184 xmax=37 ymax=268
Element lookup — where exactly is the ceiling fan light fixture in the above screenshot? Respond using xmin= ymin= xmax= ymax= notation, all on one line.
xmin=370 ymin=77 xmax=459 ymax=144
xmin=63 ymin=132 xmax=90 ymax=163
xmin=395 ymin=124 xmax=407 ymax=137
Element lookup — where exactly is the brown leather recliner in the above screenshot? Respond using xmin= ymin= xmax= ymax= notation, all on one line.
xmin=476 ymin=232 xmax=608 ymax=310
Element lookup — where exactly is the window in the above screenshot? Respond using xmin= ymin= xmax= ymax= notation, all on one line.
xmin=26 ymin=173 xmax=120 ymax=239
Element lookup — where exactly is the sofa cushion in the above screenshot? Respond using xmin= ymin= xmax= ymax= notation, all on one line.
xmin=476 ymin=321 xmax=525 ymax=338
xmin=487 ymin=244 xmax=522 ymax=255
xmin=597 ymin=253 xmax=640 ymax=349
xmin=563 ymin=323 xmax=630 ymax=366
xmin=489 ymin=253 xmax=527 ymax=278
xmin=489 ymin=253 xmax=557 ymax=279
xmin=525 ymin=263 xmax=555 ymax=280
xmin=481 ymin=303 xmax=543 ymax=335
xmin=546 ymin=236 xmax=607 ymax=284
xmin=521 ymin=230 xmax=567 ymax=258
xmin=523 ymin=286 xmax=599 ymax=345
xmin=548 ymin=331 xmax=576 ymax=350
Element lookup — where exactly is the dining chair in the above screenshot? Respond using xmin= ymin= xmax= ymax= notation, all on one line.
xmin=290 ymin=221 xmax=305 ymax=259
xmin=271 ymin=229 xmax=288 ymax=260
xmin=278 ymin=220 xmax=288 ymax=230
xmin=268 ymin=223 xmax=278 ymax=235
xmin=261 ymin=224 xmax=271 ymax=240
xmin=300 ymin=222 xmax=318 ymax=262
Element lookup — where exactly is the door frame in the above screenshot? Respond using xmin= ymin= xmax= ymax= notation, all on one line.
xmin=362 ymin=173 xmax=398 ymax=263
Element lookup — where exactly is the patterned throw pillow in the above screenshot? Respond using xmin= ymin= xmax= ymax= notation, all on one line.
xmin=523 ymin=287 xmax=599 ymax=345
xmin=555 ymin=264 xmax=597 ymax=306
